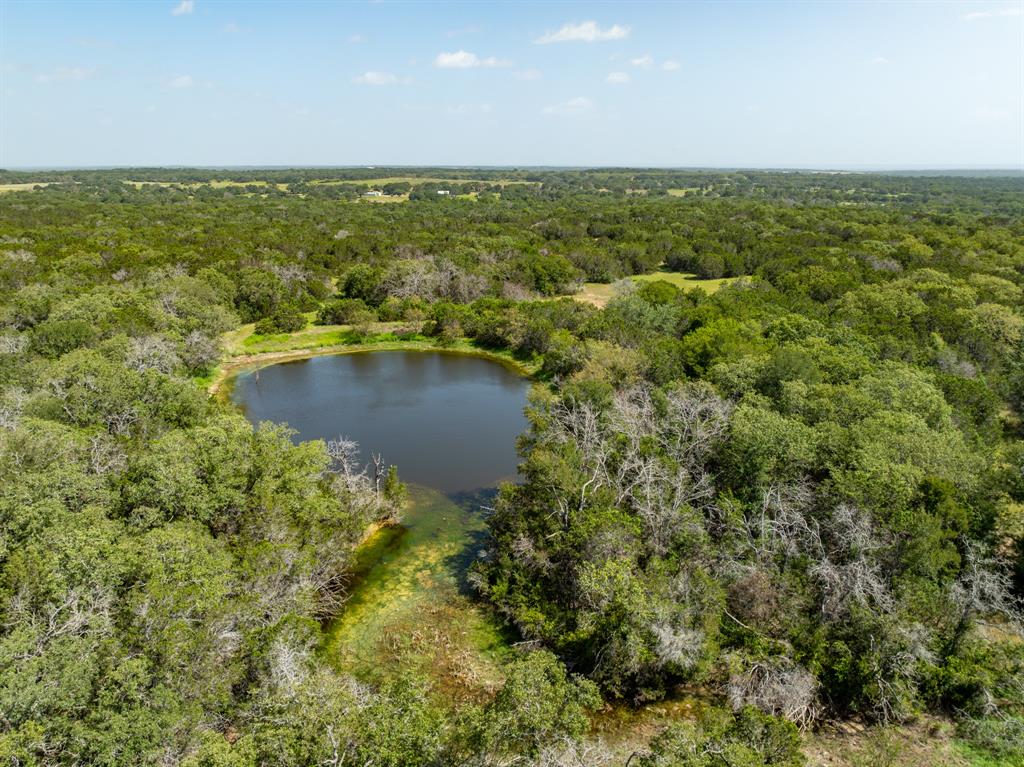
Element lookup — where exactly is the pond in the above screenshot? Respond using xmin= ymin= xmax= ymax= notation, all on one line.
xmin=230 ymin=350 xmax=532 ymax=697
xmin=230 ymin=350 xmax=531 ymax=493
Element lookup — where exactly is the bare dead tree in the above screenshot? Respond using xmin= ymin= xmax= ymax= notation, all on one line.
xmin=270 ymin=263 xmax=308 ymax=291
xmin=126 ymin=334 xmax=181 ymax=375
xmin=541 ymin=384 xmax=731 ymax=558
xmin=0 ymin=387 xmax=27 ymax=430
xmin=747 ymin=482 xmax=819 ymax=564
xmin=810 ymin=504 xmax=894 ymax=620
xmin=104 ymin=408 xmax=139 ymax=437
xmin=88 ymin=434 xmax=127 ymax=476
xmin=268 ymin=635 xmax=311 ymax=698
xmin=651 ymin=621 xmax=705 ymax=671
xmin=181 ymin=330 xmax=220 ymax=373
xmin=371 ymin=452 xmax=384 ymax=500
xmin=326 ymin=436 xmax=362 ymax=478
xmin=386 ymin=259 xmax=438 ymax=300
xmin=546 ymin=398 xmax=609 ymax=518
xmin=0 ymin=333 xmax=27 ymax=355
xmin=948 ymin=540 xmax=1023 ymax=654
xmin=530 ymin=739 xmax=614 ymax=767
xmin=727 ymin=658 xmax=819 ymax=729
xmin=158 ymin=290 xmax=182 ymax=318
xmin=3 ymin=248 xmax=35 ymax=263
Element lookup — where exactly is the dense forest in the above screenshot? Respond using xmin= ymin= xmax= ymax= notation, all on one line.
xmin=0 ymin=168 xmax=1022 ymax=766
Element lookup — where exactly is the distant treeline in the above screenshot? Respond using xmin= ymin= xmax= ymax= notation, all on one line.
xmin=2 ymin=167 xmax=1023 ymax=211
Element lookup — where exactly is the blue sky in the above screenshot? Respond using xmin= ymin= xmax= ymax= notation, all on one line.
xmin=1 ymin=1 xmax=1021 ymax=168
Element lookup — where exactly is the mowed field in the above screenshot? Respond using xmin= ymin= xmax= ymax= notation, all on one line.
xmin=574 ymin=271 xmax=741 ymax=307
xmin=124 ymin=179 xmax=290 ymax=190
xmin=309 ymin=176 xmax=538 ymax=187
xmin=0 ymin=182 xmax=52 ymax=193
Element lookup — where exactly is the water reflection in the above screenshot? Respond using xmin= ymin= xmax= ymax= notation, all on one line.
xmin=231 ymin=351 xmax=530 ymax=493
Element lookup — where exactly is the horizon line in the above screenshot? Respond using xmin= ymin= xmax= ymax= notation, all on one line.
xmin=4 ymin=164 xmax=1023 ymax=174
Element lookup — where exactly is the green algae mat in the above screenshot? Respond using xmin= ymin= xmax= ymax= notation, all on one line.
xmin=321 ymin=485 xmax=514 ymax=702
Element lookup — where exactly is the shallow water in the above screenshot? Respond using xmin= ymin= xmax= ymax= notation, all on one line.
xmin=230 ymin=350 xmax=530 ymax=493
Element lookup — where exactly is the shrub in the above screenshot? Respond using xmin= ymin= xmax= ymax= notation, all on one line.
xmin=541 ymin=329 xmax=587 ymax=378
xmin=255 ymin=304 xmax=306 ymax=335
xmin=30 ymin=319 xmax=98 ymax=358
xmin=316 ymin=298 xmax=376 ymax=326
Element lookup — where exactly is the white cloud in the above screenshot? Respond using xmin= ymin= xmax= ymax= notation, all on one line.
xmin=348 ymin=33 xmax=364 ymax=43
xmin=434 ymin=50 xmax=510 ymax=68
xmin=542 ymin=96 xmax=592 ymax=115
xmin=76 ymin=37 xmax=114 ymax=49
xmin=606 ymin=71 xmax=630 ymax=84
xmin=446 ymin=103 xmax=493 ymax=115
xmin=224 ymin=22 xmax=250 ymax=33
xmin=446 ymin=25 xmax=482 ymax=38
xmin=628 ymin=55 xmax=681 ymax=71
xmin=513 ymin=68 xmax=543 ymax=81
xmin=869 ymin=56 xmax=889 ymax=65
xmin=352 ymin=71 xmax=409 ymax=86
xmin=167 ymin=74 xmax=195 ymax=88
xmin=171 ymin=0 xmax=194 ymax=16
xmin=535 ymin=21 xmax=630 ymax=44
xmin=35 ymin=66 xmax=95 ymax=84
xmin=962 ymin=6 xmax=1022 ymax=20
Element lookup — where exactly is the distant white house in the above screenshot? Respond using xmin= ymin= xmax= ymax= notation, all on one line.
xmin=437 ymin=190 xmax=451 ymax=196
xmin=363 ymin=190 xmax=383 ymax=197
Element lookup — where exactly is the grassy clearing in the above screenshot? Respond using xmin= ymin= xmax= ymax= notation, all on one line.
xmin=574 ymin=271 xmax=741 ymax=307
xmin=222 ymin=318 xmax=406 ymax=356
xmin=310 ymin=176 xmax=538 ymax=187
xmin=124 ymin=180 xmax=289 ymax=190
xmin=633 ymin=271 xmax=739 ymax=291
xmin=803 ymin=717 xmax=989 ymax=767
xmin=359 ymin=191 xmax=485 ymax=203
xmin=359 ymin=194 xmax=410 ymax=203
xmin=0 ymin=182 xmax=51 ymax=193
xmin=321 ymin=485 xmax=513 ymax=703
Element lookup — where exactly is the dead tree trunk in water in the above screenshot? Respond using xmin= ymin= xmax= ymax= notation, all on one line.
xmin=372 ymin=452 xmax=384 ymax=505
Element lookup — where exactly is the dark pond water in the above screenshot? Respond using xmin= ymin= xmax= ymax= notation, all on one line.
xmin=231 ymin=351 xmax=530 ymax=493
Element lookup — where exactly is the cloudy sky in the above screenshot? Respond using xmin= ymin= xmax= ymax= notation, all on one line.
xmin=1 ymin=0 xmax=1021 ymax=168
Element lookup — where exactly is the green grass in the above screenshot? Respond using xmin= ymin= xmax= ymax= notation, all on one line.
xmin=205 ymin=320 xmax=538 ymax=396
xmin=0 ymin=182 xmax=51 ymax=193
xmin=309 ymin=176 xmax=538 ymax=187
xmin=574 ymin=271 xmax=742 ymax=307
xmin=125 ymin=179 xmax=289 ymax=190
xmin=632 ymin=271 xmax=738 ymax=292
xmin=359 ymin=193 xmax=410 ymax=203
xmin=320 ymin=485 xmax=513 ymax=703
